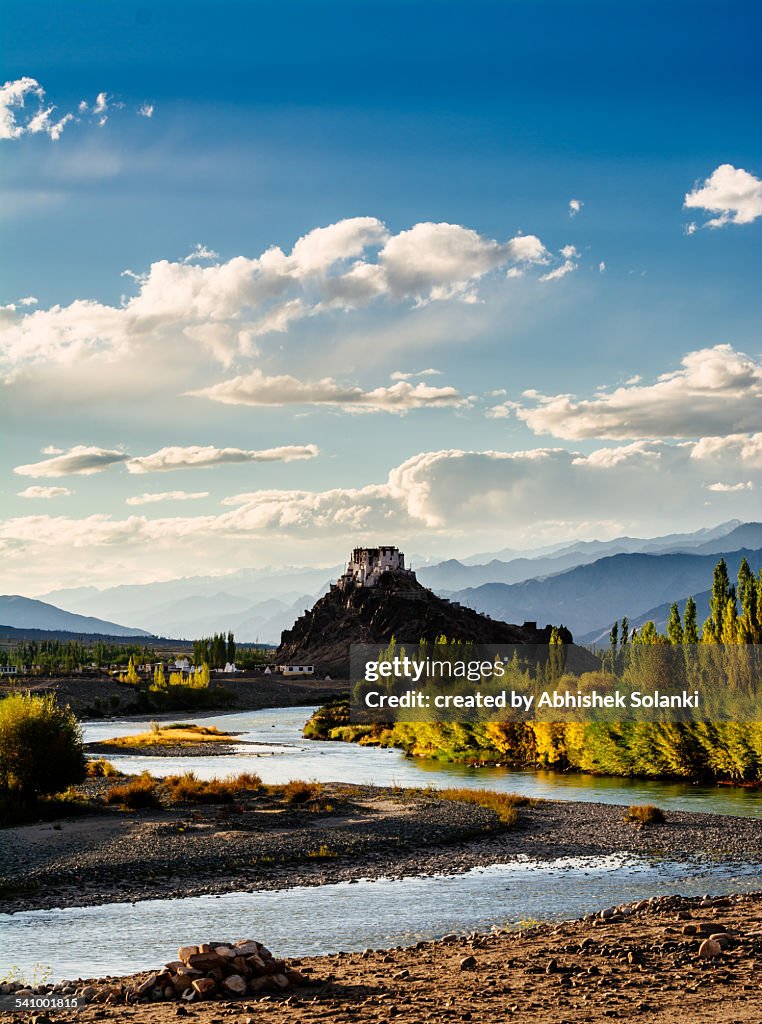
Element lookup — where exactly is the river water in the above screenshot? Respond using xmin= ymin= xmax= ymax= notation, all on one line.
xmin=1 ymin=705 xmax=759 ymax=982
xmin=4 ymin=857 xmax=762 ymax=982
xmin=83 ymin=705 xmax=762 ymax=817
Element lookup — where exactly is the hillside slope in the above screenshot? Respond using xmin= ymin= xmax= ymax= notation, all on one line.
xmin=451 ymin=548 xmax=762 ymax=638
xmin=0 ymin=595 xmax=153 ymax=637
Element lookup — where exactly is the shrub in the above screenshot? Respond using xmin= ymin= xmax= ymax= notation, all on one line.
xmin=0 ymin=692 xmax=85 ymax=804
xmin=86 ymin=758 xmax=119 ymax=777
xmin=163 ymin=771 xmax=261 ymax=804
xmin=104 ymin=771 xmax=159 ymax=809
xmin=281 ymin=780 xmax=324 ymax=804
xmin=627 ymin=803 xmax=665 ymax=825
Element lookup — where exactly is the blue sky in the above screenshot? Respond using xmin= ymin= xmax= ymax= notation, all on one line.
xmin=2 ymin=0 xmax=761 ymax=593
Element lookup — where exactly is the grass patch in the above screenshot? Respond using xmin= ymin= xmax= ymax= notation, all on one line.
xmin=162 ymin=771 xmax=261 ymax=804
xmin=103 ymin=771 xmax=159 ymax=809
xmin=101 ymin=724 xmax=237 ymax=748
xmin=86 ymin=757 xmax=119 ymax=777
xmin=626 ymin=803 xmax=665 ymax=825
xmin=306 ymin=843 xmax=338 ymax=859
xmin=424 ymin=787 xmax=531 ymax=825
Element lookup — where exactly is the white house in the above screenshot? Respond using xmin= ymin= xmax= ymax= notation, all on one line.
xmin=277 ymin=664 xmax=315 ymax=677
xmin=338 ymin=545 xmax=414 ymax=589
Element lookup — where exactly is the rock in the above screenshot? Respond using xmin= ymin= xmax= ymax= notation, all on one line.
xmin=214 ymin=946 xmax=236 ymax=959
xmin=698 ymin=939 xmax=723 ymax=959
xmin=248 ymin=977 xmax=269 ymax=993
xmin=191 ymin=977 xmax=217 ymax=998
xmin=234 ymin=941 xmax=260 ymax=956
xmin=186 ymin=952 xmax=226 ymax=972
xmin=272 ymin=973 xmax=290 ymax=989
xmin=709 ymin=933 xmax=733 ymax=949
xmin=172 ymin=974 xmax=194 ymax=994
xmin=222 ymin=974 xmax=247 ymax=995
xmin=459 ymin=955 xmax=477 ymax=971
xmin=681 ymin=924 xmax=697 ymax=936
xmin=177 ymin=946 xmax=198 ymax=963
xmin=137 ymin=973 xmax=159 ymax=996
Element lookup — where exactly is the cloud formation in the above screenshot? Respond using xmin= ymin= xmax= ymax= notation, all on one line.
xmin=125 ymin=444 xmax=319 ymax=474
xmin=569 ymin=199 xmax=583 ymax=217
xmin=1 ymin=77 xmax=74 ymax=141
xmin=0 ymin=217 xmax=566 ymax=375
xmin=684 ymin=164 xmax=762 ymax=228
xmin=509 ymin=345 xmax=762 ymax=440
xmin=17 ymin=485 xmax=73 ymax=499
xmin=126 ymin=491 xmax=210 ymax=505
xmin=189 ymin=370 xmax=471 ymax=413
xmin=14 ymin=446 xmax=129 ymax=478
xmin=14 ymin=443 xmax=319 ymax=478
xmin=3 ymin=437 xmax=759 ymax=591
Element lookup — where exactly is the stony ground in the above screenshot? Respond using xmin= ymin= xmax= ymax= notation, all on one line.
xmin=1 ymin=789 xmax=760 ymax=914
xmin=3 ymin=892 xmax=761 ymax=1024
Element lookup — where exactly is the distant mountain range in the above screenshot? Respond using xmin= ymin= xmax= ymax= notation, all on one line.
xmin=450 ymin=545 xmax=762 ymax=639
xmin=9 ymin=520 xmax=757 ymax=643
xmin=0 ymin=596 xmax=152 ymax=637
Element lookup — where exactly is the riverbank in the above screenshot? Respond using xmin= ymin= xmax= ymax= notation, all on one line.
xmin=2 ymin=787 xmax=760 ymax=914
xmin=0 ymin=675 xmax=348 ymax=718
xmin=2 ymin=891 xmax=761 ymax=1023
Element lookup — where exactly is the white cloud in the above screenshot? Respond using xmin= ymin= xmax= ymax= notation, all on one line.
xmin=14 ymin=445 xmax=129 ymax=478
xmin=390 ymin=368 xmax=442 ymax=380
xmin=14 ymin=443 xmax=319 ymax=478
xmin=17 ymin=485 xmax=73 ymax=499
xmin=137 ymin=102 xmax=154 ymax=118
xmin=569 ymin=199 xmax=583 ymax=217
xmin=598 ymin=261 xmax=606 ymax=273
xmin=539 ymin=245 xmax=580 ymax=282
xmin=3 ymin=437 xmax=759 ymax=592
xmin=126 ymin=491 xmax=210 ymax=505
xmin=0 ymin=77 xmax=74 ymax=141
xmin=183 ymin=243 xmax=220 ymax=264
xmin=691 ymin=433 xmax=762 ymax=468
xmin=124 ymin=444 xmax=319 ymax=474
xmin=684 ymin=164 xmax=762 ymax=228
xmin=189 ymin=369 xmax=471 ymax=413
xmin=513 ymin=345 xmax=762 ymax=440
xmin=706 ymin=481 xmax=753 ymax=493
xmin=0 ymin=217 xmax=559 ymax=377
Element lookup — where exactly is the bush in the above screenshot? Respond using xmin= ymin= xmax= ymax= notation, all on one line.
xmin=163 ymin=771 xmax=261 ymax=804
xmin=104 ymin=771 xmax=159 ymax=809
xmin=0 ymin=692 xmax=85 ymax=804
xmin=281 ymin=780 xmax=324 ymax=804
xmin=86 ymin=758 xmax=119 ymax=777
xmin=627 ymin=804 xmax=665 ymax=825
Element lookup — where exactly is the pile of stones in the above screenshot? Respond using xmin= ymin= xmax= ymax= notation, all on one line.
xmin=129 ymin=940 xmax=312 ymax=1002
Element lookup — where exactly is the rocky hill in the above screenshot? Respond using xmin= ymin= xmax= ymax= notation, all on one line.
xmin=276 ymin=570 xmax=579 ymax=676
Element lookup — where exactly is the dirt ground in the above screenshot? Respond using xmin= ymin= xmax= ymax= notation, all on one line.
xmin=4 ymin=892 xmax=762 ymax=1024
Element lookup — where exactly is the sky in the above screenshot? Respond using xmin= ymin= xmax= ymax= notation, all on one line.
xmin=2 ymin=0 xmax=761 ymax=595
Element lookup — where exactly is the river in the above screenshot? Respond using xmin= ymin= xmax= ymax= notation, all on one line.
xmin=2 ymin=705 xmax=759 ymax=983
xmin=83 ymin=705 xmax=762 ymax=817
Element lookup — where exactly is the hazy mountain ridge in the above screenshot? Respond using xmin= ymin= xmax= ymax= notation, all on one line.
xmin=450 ymin=547 xmax=762 ymax=638
xmin=20 ymin=522 xmax=757 ymax=642
xmin=0 ymin=596 xmax=152 ymax=637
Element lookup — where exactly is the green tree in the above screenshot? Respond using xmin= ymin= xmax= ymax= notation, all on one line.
xmin=226 ymin=631 xmax=236 ymax=665
xmin=709 ymin=558 xmax=731 ymax=635
xmin=683 ymin=597 xmax=699 ymax=644
xmin=0 ymin=692 xmax=85 ymax=804
xmin=666 ymin=603 xmax=683 ymax=645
